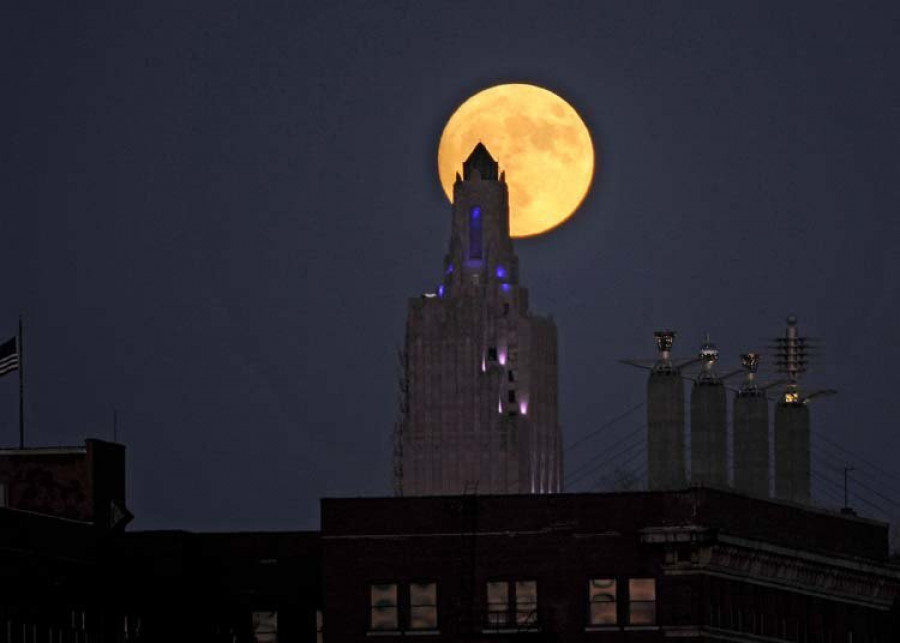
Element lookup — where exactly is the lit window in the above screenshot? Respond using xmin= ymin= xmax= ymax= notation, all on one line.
xmin=589 ymin=578 xmax=617 ymax=625
xmin=515 ymin=581 xmax=538 ymax=627
xmin=469 ymin=207 xmax=483 ymax=259
xmin=486 ymin=581 xmax=509 ymax=628
xmin=252 ymin=611 xmax=278 ymax=643
xmin=628 ymin=578 xmax=656 ymax=625
xmin=370 ymin=584 xmax=399 ymax=631
xmin=410 ymin=582 xmax=438 ymax=630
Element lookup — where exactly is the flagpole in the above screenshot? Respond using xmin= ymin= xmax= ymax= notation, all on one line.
xmin=18 ymin=314 xmax=24 ymax=449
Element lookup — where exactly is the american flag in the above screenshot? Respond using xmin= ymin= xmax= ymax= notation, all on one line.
xmin=0 ymin=337 xmax=18 ymax=377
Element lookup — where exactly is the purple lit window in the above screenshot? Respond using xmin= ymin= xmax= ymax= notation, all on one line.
xmin=438 ymin=284 xmax=445 ymax=298
xmin=446 ymin=263 xmax=454 ymax=275
xmin=501 ymin=283 xmax=512 ymax=293
xmin=469 ymin=207 xmax=483 ymax=260
xmin=495 ymin=265 xmax=507 ymax=279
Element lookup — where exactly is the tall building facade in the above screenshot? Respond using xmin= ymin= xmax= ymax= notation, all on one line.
xmin=395 ymin=144 xmax=562 ymax=496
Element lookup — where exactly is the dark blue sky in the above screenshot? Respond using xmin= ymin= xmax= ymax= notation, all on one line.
xmin=2 ymin=2 xmax=899 ymax=531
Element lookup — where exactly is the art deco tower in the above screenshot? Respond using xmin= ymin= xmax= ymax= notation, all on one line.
xmin=395 ymin=144 xmax=562 ymax=496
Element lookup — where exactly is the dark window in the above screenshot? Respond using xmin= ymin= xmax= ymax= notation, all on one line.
xmin=488 ymin=347 xmax=498 ymax=362
xmin=516 ymin=581 xmax=538 ymax=627
xmin=469 ymin=207 xmax=483 ymax=259
xmin=486 ymin=581 xmax=509 ymax=628
xmin=486 ymin=580 xmax=538 ymax=629
xmin=508 ymin=370 xmax=515 ymax=382
xmin=508 ymin=390 xmax=516 ymax=402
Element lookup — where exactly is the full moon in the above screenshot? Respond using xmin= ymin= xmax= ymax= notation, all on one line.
xmin=437 ymin=84 xmax=595 ymax=238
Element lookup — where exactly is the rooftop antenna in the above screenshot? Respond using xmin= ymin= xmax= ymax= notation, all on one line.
xmin=768 ymin=315 xmax=836 ymax=403
xmin=768 ymin=315 xmax=835 ymax=505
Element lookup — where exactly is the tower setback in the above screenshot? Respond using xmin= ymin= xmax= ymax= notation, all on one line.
xmin=396 ymin=144 xmax=562 ymax=496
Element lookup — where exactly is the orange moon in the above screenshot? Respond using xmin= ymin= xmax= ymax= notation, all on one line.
xmin=437 ymin=84 xmax=595 ymax=237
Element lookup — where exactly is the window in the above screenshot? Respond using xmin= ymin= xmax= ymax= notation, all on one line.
xmin=252 ymin=611 xmax=278 ymax=643
xmin=486 ymin=581 xmax=509 ymax=628
xmin=485 ymin=581 xmax=538 ymax=629
xmin=588 ymin=579 xmax=617 ymax=625
xmin=515 ymin=581 xmax=538 ymax=627
xmin=508 ymin=390 xmax=516 ymax=402
xmin=370 ymin=582 xmax=437 ymax=633
xmin=508 ymin=370 xmax=515 ymax=383
xmin=488 ymin=347 xmax=498 ymax=362
xmin=315 ymin=610 xmax=323 ymax=643
xmin=469 ymin=206 xmax=483 ymax=259
xmin=370 ymin=584 xmax=399 ymax=631
xmin=628 ymin=579 xmax=656 ymax=625
xmin=410 ymin=582 xmax=438 ymax=631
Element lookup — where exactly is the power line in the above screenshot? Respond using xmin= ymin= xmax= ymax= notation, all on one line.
xmin=564 ymin=401 xmax=645 ymax=454
xmin=812 ymin=440 xmax=900 ymax=495
xmin=815 ymin=431 xmax=900 ymax=486
xmin=590 ymin=447 xmax=646 ymax=492
xmin=564 ymin=424 xmax=644 ymax=484
xmin=566 ymin=435 xmax=644 ymax=491
xmin=565 ymin=432 xmax=645 ymax=491
xmin=811 ymin=468 xmax=891 ymax=520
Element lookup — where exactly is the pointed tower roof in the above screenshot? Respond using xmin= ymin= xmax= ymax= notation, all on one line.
xmin=463 ymin=142 xmax=499 ymax=181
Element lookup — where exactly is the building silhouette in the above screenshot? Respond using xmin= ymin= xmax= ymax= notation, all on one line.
xmin=395 ymin=143 xmax=562 ymax=496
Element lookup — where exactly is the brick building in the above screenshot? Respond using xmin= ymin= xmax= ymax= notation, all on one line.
xmin=320 ymin=488 xmax=900 ymax=642
xmin=0 ymin=439 xmax=128 ymax=529
xmin=2 ymin=442 xmax=899 ymax=642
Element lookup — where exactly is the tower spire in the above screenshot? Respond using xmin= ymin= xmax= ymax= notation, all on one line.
xmin=463 ymin=142 xmax=499 ymax=181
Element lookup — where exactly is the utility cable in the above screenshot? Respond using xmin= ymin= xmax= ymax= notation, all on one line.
xmin=811 ymin=468 xmax=891 ymax=519
xmin=565 ymin=431 xmax=645 ymax=491
xmin=814 ymin=431 xmax=900 ymax=486
xmin=565 ymin=401 xmax=645 ymax=454
xmin=590 ymin=446 xmax=646 ymax=492
xmin=564 ymin=423 xmax=644 ymax=484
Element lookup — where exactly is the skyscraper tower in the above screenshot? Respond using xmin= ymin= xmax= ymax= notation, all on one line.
xmin=395 ymin=144 xmax=562 ymax=496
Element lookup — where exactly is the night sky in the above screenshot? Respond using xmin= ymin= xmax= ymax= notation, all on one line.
xmin=3 ymin=2 xmax=900 ymax=532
